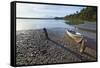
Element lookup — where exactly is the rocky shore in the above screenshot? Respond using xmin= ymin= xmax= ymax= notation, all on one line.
xmin=16 ymin=29 xmax=97 ymax=66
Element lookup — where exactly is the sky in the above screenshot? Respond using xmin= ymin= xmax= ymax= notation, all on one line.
xmin=16 ymin=3 xmax=86 ymax=18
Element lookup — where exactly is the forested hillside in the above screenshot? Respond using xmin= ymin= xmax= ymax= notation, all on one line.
xmin=64 ymin=7 xmax=97 ymax=23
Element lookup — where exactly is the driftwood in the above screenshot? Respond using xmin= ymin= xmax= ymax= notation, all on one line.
xmin=43 ymin=28 xmax=49 ymax=39
xmin=79 ymin=39 xmax=87 ymax=53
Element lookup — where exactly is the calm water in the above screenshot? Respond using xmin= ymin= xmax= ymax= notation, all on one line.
xmin=16 ymin=19 xmax=75 ymax=31
xmin=16 ymin=19 xmax=96 ymax=40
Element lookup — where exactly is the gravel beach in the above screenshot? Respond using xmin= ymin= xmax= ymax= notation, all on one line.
xmin=16 ymin=28 xmax=97 ymax=66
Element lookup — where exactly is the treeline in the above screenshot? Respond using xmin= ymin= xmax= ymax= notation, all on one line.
xmin=54 ymin=17 xmax=64 ymax=19
xmin=64 ymin=7 xmax=97 ymax=22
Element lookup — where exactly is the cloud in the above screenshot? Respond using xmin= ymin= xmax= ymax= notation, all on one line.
xmin=16 ymin=3 xmax=85 ymax=18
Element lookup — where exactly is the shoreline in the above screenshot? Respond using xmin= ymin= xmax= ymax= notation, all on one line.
xmin=16 ymin=29 xmax=97 ymax=65
xmin=74 ymin=22 xmax=96 ymax=32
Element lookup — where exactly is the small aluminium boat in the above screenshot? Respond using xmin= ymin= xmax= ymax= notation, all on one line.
xmin=66 ymin=30 xmax=83 ymax=43
xmin=66 ymin=29 xmax=87 ymax=53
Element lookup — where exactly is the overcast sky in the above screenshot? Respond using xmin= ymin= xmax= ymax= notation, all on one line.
xmin=16 ymin=3 xmax=86 ymax=18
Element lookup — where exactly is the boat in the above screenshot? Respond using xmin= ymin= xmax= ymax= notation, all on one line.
xmin=66 ymin=29 xmax=87 ymax=53
xmin=66 ymin=30 xmax=83 ymax=43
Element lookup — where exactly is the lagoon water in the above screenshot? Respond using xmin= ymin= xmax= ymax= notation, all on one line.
xmin=16 ymin=19 xmax=75 ymax=31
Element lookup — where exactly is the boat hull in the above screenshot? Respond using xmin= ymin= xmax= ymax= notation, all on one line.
xmin=66 ymin=31 xmax=83 ymax=43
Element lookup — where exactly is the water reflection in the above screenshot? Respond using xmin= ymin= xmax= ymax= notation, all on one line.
xmin=16 ymin=19 xmax=75 ymax=31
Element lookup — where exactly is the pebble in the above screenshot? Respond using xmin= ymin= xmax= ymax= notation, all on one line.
xmin=16 ymin=29 xmax=96 ymax=65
